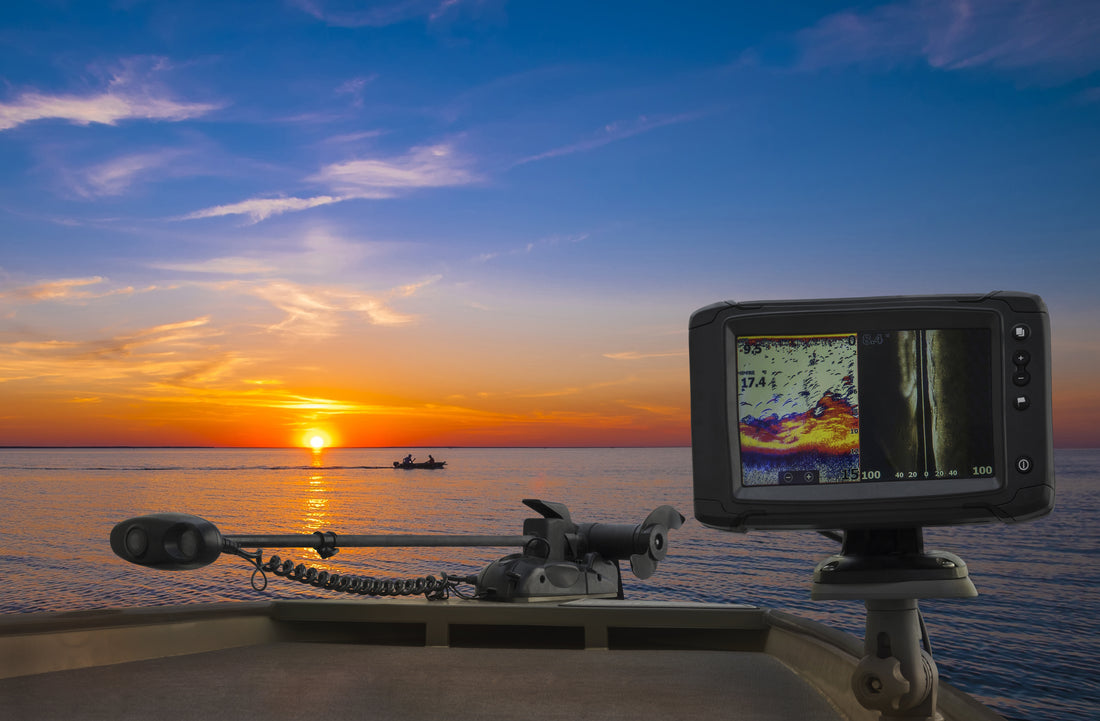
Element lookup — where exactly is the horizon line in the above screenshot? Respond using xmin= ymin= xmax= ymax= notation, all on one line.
xmin=0 ymin=444 xmax=693 ymax=450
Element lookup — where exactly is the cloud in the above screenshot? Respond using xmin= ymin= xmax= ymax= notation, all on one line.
xmin=0 ymin=91 xmax=218 ymax=131
xmin=321 ymin=130 xmax=386 ymax=145
xmin=514 ymin=112 xmax=705 ymax=166
xmin=180 ymin=143 xmax=477 ymax=223
xmin=149 ymin=257 xmax=278 ymax=275
xmin=335 ymin=75 xmax=378 ymax=108
xmin=795 ymin=0 xmax=1100 ymax=83
xmin=151 ymin=229 xmax=386 ymax=280
xmin=68 ymin=149 xmax=188 ymax=198
xmin=0 ymin=57 xmax=220 ymax=131
xmin=0 ymin=316 xmax=222 ymax=384
xmin=0 ymin=277 xmax=136 ymax=303
xmin=179 ymin=194 xmax=350 ymax=222
xmin=311 ymin=143 xmax=478 ymax=194
xmin=217 ymin=275 xmax=442 ymax=334
xmin=291 ymin=0 xmax=476 ymax=27
xmin=472 ymin=231 xmax=589 ymax=264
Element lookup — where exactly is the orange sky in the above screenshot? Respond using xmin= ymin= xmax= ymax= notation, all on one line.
xmin=0 ymin=281 xmax=1089 ymax=448
xmin=0 ymin=281 xmax=692 ymax=447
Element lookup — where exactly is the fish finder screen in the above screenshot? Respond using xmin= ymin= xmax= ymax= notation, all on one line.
xmin=734 ymin=329 xmax=994 ymax=486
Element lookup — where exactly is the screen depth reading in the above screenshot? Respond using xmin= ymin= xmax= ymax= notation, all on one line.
xmin=734 ymin=328 xmax=994 ymax=486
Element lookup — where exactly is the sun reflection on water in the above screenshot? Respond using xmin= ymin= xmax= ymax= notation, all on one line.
xmin=302 ymin=445 xmax=329 ymax=532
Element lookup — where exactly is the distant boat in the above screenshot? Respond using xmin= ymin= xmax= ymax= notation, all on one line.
xmin=393 ymin=459 xmax=446 ymax=469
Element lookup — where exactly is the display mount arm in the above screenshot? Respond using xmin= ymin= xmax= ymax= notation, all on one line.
xmin=812 ymin=527 xmax=976 ymax=720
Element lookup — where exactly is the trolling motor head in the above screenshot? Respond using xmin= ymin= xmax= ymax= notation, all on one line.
xmin=110 ymin=499 xmax=684 ymax=602
xmin=475 ymin=499 xmax=684 ymax=601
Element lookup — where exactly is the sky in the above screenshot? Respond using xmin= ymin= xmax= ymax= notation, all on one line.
xmin=0 ymin=0 xmax=1098 ymax=448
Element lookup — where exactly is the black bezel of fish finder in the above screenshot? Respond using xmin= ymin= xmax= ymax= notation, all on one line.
xmin=689 ymin=291 xmax=1054 ymax=532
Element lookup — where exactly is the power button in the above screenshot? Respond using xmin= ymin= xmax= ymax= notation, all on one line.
xmin=1015 ymin=456 xmax=1033 ymax=474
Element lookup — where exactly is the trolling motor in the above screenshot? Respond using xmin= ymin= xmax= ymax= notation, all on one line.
xmin=111 ymin=499 xmax=684 ymax=602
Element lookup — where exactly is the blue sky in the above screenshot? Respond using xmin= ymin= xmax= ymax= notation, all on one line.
xmin=1 ymin=1 xmax=1098 ymax=446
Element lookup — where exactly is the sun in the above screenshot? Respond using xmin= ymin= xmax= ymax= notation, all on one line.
xmin=309 ymin=435 xmax=325 ymax=450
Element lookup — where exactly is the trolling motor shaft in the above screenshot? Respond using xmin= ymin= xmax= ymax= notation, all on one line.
xmin=111 ymin=499 xmax=684 ymax=602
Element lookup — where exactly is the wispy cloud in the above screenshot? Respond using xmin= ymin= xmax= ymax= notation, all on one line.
xmin=68 ymin=149 xmax=189 ymax=198
xmin=0 ymin=57 xmax=221 ymax=131
xmin=335 ymin=75 xmax=378 ymax=108
xmin=320 ymin=130 xmax=386 ymax=145
xmin=149 ymin=257 xmax=278 ymax=275
xmin=472 ymin=232 xmax=589 ymax=264
xmin=514 ymin=112 xmax=705 ymax=166
xmin=0 ymin=316 xmax=222 ymax=384
xmin=311 ymin=143 xmax=478 ymax=194
xmin=151 ymin=229 xmax=387 ymax=279
xmin=182 ymin=143 xmax=478 ymax=222
xmin=179 ymin=195 xmax=349 ymax=223
xmin=0 ymin=276 xmax=137 ymax=303
xmin=291 ymin=0 xmax=478 ymax=27
xmin=217 ymin=275 xmax=442 ymax=334
xmin=794 ymin=0 xmax=1100 ymax=83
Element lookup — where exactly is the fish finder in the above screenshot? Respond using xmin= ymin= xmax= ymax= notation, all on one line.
xmin=690 ymin=291 xmax=1054 ymax=532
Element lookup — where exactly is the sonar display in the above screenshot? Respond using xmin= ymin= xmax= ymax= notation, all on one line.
xmin=735 ymin=334 xmax=860 ymax=486
xmin=733 ymin=328 xmax=995 ymax=487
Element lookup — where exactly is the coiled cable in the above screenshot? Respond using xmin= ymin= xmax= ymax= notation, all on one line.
xmin=224 ymin=543 xmax=477 ymax=600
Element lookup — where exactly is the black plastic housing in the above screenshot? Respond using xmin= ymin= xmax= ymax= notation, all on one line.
xmin=689 ymin=291 xmax=1054 ymax=531
xmin=110 ymin=513 xmax=224 ymax=569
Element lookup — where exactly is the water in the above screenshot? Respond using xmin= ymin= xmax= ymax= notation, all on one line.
xmin=0 ymin=447 xmax=1095 ymax=720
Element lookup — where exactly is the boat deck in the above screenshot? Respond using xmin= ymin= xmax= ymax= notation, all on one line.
xmin=0 ymin=599 xmax=1003 ymax=721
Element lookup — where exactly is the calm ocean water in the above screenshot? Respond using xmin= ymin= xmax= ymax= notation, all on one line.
xmin=0 ymin=447 xmax=1095 ymax=720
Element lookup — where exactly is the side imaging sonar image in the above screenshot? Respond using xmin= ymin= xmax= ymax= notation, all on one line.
xmin=733 ymin=329 xmax=994 ymax=486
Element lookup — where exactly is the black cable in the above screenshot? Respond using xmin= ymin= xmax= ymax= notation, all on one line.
xmin=225 ymin=550 xmax=477 ymax=600
xmin=917 ymin=608 xmax=933 ymax=655
xmin=224 ymin=542 xmax=269 ymax=591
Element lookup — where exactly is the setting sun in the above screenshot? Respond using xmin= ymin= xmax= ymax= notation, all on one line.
xmin=309 ymin=435 xmax=325 ymax=450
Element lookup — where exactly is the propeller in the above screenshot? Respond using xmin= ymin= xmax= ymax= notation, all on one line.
xmin=629 ymin=505 xmax=684 ymax=579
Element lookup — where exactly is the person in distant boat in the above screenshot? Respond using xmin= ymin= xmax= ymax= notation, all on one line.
xmin=402 ymin=454 xmax=414 ymax=464
xmin=427 ymin=455 xmax=435 ymax=464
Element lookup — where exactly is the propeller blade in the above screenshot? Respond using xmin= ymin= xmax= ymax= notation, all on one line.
xmin=642 ymin=505 xmax=685 ymax=534
xmin=628 ymin=506 xmax=685 ymax=579
xmin=629 ymin=550 xmax=658 ymax=579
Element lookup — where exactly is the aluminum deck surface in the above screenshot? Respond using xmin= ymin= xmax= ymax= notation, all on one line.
xmin=0 ymin=599 xmax=1005 ymax=721
xmin=1 ymin=641 xmax=845 ymax=721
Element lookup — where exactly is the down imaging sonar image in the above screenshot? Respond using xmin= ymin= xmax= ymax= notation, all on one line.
xmin=734 ymin=328 xmax=994 ymax=487
xmin=735 ymin=334 xmax=860 ymax=486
